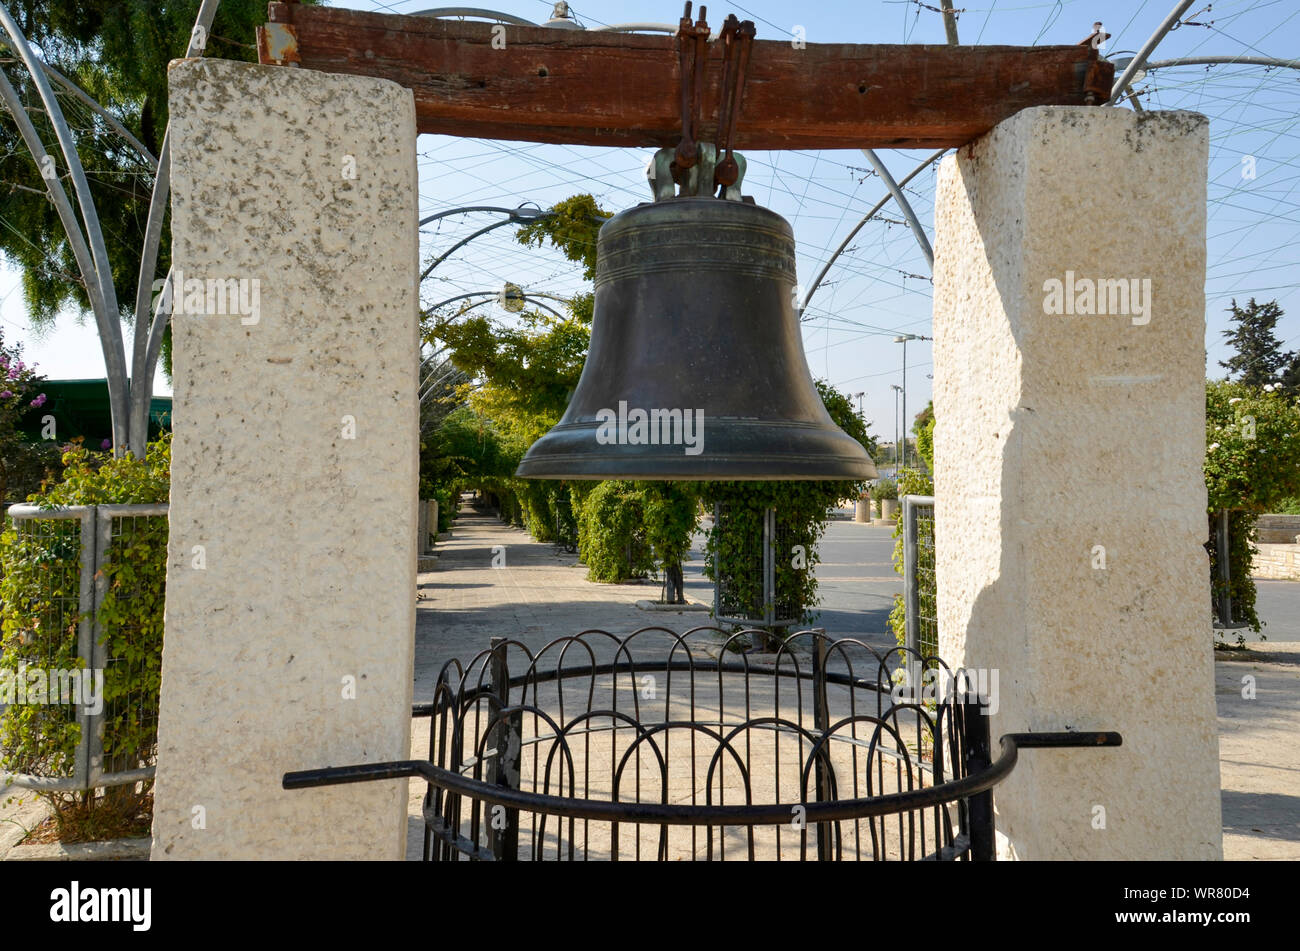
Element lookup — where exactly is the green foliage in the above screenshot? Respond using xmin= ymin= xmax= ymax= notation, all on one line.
xmin=518 ymin=479 xmax=577 ymax=544
xmin=419 ymin=405 xmax=521 ymax=534
xmin=815 ymin=381 xmax=878 ymax=456
xmin=422 ymin=406 xmax=520 ymax=487
xmin=913 ymin=401 xmax=935 ymax=474
xmin=699 ymin=381 xmax=874 ymax=635
xmin=1 ymin=435 xmax=169 ymax=835
xmin=434 ymin=311 xmax=591 ymax=446
xmin=576 ymin=481 xmax=656 ymax=582
xmin=514 ymin=194 xmax=608 ymax=286
xmin=1204 ymin=380 xmax=1300 ymax=637
xmin=0 ymin=2 xmax=301 ymax=328
xmin=1207 ymin=510 xmax=1261 ymax=639
xmin=639 ymin=482 xmax=699 ymax=578
xmin=571 ymin=481 xmax=698 ymax=586
xmin=871 ymin=478 xmax=898 ymax=501
xmin=889 ymin=468 xmax=935 ymax=647
xmin=1204 ymin=380 xmax=1300 ymax=512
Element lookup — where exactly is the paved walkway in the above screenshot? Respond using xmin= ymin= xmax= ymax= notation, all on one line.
xmin=413 ymin=505 xmax=721 ymax=699
xmin=1215 ymin=642 xmax=1300 ymax=859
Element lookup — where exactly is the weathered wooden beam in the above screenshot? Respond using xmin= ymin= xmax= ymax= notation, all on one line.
xmin=259 ymin=3 xmax=1111 ymax=150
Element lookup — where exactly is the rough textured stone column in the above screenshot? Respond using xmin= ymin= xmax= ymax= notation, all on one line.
xmin=152 ymin=59 xmax=418 ymax=859
xmin=932 ymin=107 xmax=1222 ymax=860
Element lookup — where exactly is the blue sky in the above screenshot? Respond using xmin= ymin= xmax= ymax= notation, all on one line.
xmin=3 ymin=0 xmax=1298 ymax=442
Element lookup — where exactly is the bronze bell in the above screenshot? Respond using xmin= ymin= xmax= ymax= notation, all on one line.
xmin=515 ymin=197 xmax=878 ymax=481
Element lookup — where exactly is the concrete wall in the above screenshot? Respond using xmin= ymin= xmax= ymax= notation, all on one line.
xmin=932 ymin=107 xmax=1222 ymax=859
xmin=152 ymin=59 xmax=419 ymax=859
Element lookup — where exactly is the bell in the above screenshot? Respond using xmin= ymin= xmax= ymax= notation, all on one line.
xmin=515 ymin=197 xmax=878 ymax=481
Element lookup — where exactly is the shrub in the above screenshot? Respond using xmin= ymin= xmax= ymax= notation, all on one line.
xmin=700 ymin=479 xmax=855 ymax=635
xmin=576 ymin=481 xmax=656 ymax=582
xmin=872 ymin=478 xmax=898 ymax=501
xmin=638 ymin=482 xmax=698 ymax=602
xmin=889 ymin=468 xmax=936 ymax=648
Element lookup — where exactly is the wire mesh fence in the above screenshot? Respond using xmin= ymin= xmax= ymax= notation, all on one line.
xmin=713 ymin=504 xmax=798 ymax=629
xmin=902 ymin=495 xmax=938 ymax=659
xmin=1 ymin=503 xmax=167 ymax=792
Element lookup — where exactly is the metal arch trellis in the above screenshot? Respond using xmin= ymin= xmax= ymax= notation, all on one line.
xmin=801 ymin=0 xmax=1266 ymax=321
xmin=0 ymin=0 xmax=222 ymax=460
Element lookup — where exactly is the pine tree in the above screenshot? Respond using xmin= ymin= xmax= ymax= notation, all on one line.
xmin=1219 ymin=298 xmax=1294 ymax=390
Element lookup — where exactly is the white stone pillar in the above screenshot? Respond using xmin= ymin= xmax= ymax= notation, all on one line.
xmin=933 ymin=107 xmax=1222 ymax=860
xmin=152 ymin=60 xmax=419 ymax=860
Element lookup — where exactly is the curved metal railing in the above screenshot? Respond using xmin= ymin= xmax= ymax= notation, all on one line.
xmin=284 ymin=628 xmax=1120 ymax=861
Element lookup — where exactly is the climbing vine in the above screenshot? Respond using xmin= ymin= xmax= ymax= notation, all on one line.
xmin=888 ymin=467 xmax=936 ymax=647
xmin=698 ymin=381 xmax=872 ymax=637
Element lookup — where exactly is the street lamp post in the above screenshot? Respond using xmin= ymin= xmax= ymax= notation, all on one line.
xmin=893 ymin=334 xmax=931 ymax=470
xmin=890 ymin=384 xmax=901 ymax=470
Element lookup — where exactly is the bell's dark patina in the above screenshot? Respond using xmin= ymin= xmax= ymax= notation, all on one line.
xmin=516 ymin=197 xmax=877 ymax=480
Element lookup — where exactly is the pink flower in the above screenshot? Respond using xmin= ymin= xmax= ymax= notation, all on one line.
xmin=30 ymin=393 xmax=46 ymax=408
xmin=101 ymin=439 xmax=111 ymax=449
xmin=0 ymin=390 xmax=12 ymax=399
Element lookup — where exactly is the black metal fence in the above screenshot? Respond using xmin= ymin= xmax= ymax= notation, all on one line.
xmin=284 ymin=628 xmax=1120 ymax=861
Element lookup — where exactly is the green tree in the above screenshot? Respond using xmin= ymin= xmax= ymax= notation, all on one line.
xmin=0 ymin=3 xmax=317 ymax=453
xmin=1219 ymin=299 xmax=1295 ymax=394
xmin=420 ymin=199 xmax=608 ymax=546
xmin=1204 ymin=380 xmax=1300 ymax=635
xmin=514 ymin=193 xmax=605 ymax=285
xmin=0 ymin=1 xmax=291 ymax=324
xmin=434 ymin=310 xmax=590 ymax=446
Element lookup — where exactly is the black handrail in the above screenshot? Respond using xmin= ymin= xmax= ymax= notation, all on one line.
xmin=283 ymin=730 xmax=1120 ymax=827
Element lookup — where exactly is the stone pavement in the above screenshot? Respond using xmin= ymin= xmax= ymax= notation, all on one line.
xmin=413 ymin=504 xmax=721 ymax=701
xmin=1214 ymin=642 xmax=1300 ymax=859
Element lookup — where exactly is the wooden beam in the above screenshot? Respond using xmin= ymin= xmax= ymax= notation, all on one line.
xmin=259 ymin=3 xmax=1111 ymax=150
